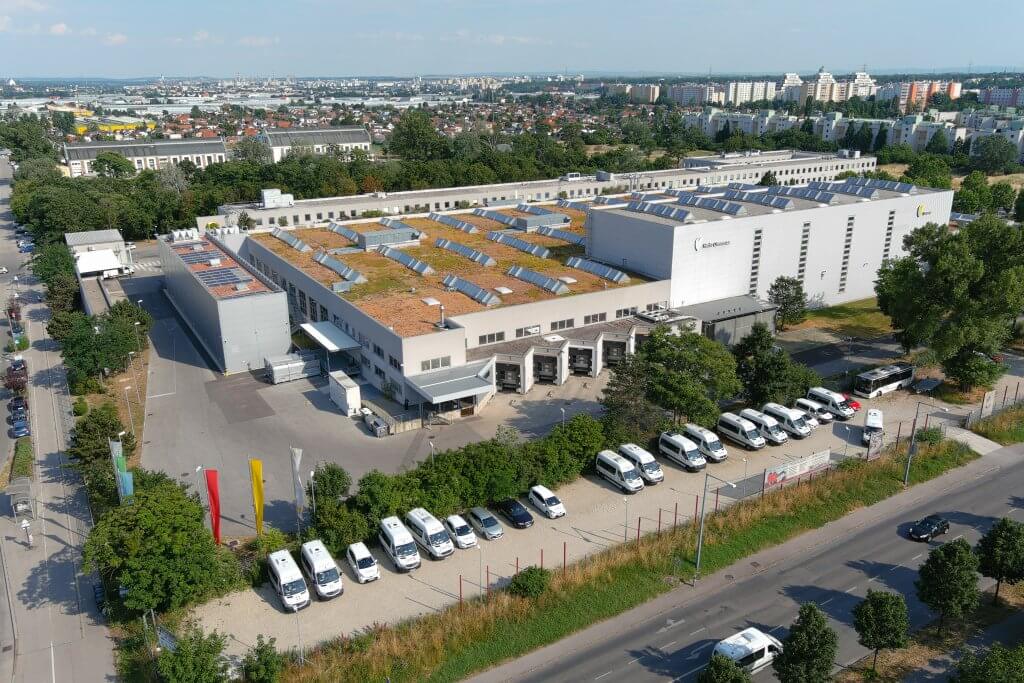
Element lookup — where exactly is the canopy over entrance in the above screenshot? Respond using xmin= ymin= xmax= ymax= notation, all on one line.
xmin=299 ymin=321 xmax=361 ymax=353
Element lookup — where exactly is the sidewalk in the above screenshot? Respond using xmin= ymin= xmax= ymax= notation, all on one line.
xmin=903 ymin=610 xmax=1024 ymax=682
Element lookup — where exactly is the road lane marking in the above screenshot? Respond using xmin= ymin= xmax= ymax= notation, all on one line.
xmin=692 ymin=642 xmax=713 ymax=653
xmin=663 ymin=640 xmax=678 ymax=648
xmin=595 ymin=671 xmax=612 ymax=680
xmin=689 ymin=627 xmax=706 ymax=636
xmin=846 ymin=585 xmax=858 ymax=592
xmin=952 ymin=534 xmax=964 ymax=541
xmin=147 ymin=391 xmax=175 ymax=398
xmin=912 ymin=553 xmax=923 ymax=560
xmin=821 ymin=598 xmax=833 ymax=605
xmin=627 ymin=657 xmax=640 ymax=664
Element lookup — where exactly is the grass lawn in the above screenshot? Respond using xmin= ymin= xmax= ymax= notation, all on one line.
xmin=285 ymin=439 xmax=977 ymax=683
xmin=798 ymin=297 xmax=893 ymax=339
xmin=971 ymin=404 xmax=1024 ymax=445
xmin=1 ymin=437 xmax=34 ymax=487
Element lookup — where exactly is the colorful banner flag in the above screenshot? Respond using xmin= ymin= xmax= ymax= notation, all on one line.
xmin=205 ymin=469 xmax=221 ymax=545
xmin=119 ymin=471 xmax=134 ymax=499
xmin=249 ymin=459 xmax=264 ymax=536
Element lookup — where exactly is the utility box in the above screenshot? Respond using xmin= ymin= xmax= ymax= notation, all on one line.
xmin=328 ymin=370 xmax=361 ymax=416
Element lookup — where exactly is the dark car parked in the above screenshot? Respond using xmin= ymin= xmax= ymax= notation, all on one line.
xmin=908 ymin=514 xmax=950 ymax=542
xmin=10 ymin=420 xmax=30 ymax=438
xmin=9 ymin=396 xmax=27 ymax=412
xmin=495 ymin=498 xmax=534 ymax=529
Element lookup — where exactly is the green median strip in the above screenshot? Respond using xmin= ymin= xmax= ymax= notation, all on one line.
xmin=971 ymin=404 xmax=1024 ymax=445
xmin=11 ymin=437 xmax=33 ymax=479
xmin=287 ymin=439 xmax=977 ymax=682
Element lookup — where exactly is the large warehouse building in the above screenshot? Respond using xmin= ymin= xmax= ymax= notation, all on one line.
xmin=161 ymin=155 xmax=952 ymax=425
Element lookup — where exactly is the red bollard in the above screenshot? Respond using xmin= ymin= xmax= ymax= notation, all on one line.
xmin=541 ymin=548 xmax=544 ymax=570
xmin=658 ymin=508 xmax=662 ymax=533
xmin=674 ymin=501 xmax=678 ymax=527
xmin=715 ymin=487 xmax=720 ymax=512
xmin=516 ymin=557 xmax=519 ymax=575
xmin=636 ymin=516 xmax=641 ymax=541
xmin=895 ymin=421 xmax=902 ymax=444
xmin=695 ymin=494 xmax=699 ymax=518
xmin=1003 ymin=385 xmax=1009 ymax=406
xmin=563 ymin=541 xmax=566 ymax=574
xmin=459 ymin=574 xmax=463 ymax=604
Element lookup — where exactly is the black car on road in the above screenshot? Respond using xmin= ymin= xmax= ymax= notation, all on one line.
xmin=495 ymin=499 xmax=534 ymax=529
xmin=9 ymin=396 xmax=27 ymax=412
xmin=908 ymin=514 xmax=950 ymax=541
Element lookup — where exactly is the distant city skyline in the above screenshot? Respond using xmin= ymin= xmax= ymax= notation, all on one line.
xmin=0 ymin=0 xmax=1021 ymax=79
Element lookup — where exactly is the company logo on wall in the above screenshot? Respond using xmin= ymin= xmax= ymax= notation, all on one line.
xmin=693 ymin=236 xmax=732 ymax=252
xmin=916 ymin=204 xmax=931 ymax=217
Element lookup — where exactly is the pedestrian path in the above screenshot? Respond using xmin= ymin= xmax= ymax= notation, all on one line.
xmin=943 ymin=426 xmax=1002 ymax=455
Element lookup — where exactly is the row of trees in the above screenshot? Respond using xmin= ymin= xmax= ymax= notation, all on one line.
xmin=953 ymin=170 xmax=1020 ymax=215
xmin=700 ymin=516 xmax=1024 ymax=682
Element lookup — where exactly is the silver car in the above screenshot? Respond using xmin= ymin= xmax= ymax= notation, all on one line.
xmin=467 ymin=506 xmax=503 ymax=541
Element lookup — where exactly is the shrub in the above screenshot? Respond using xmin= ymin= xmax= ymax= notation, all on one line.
xmin=241 ymin=634 xmax=285 ymax=683
xmin=156 ymin=626 xmax=228 ymax=682
xmin=239 ymin=527 xmax=294 ymax=586
xmin=11 ymin=438 xmax=33 ymax=479
xmin=915 ymin=426 xmax=943 ymax=444
xmin=73 ymin=397 xmax=89 ymax=416
xmin=507 ymin=566 xmax=551 ymax=599
xmin=15 ymin=336 xmax=28 ymax=351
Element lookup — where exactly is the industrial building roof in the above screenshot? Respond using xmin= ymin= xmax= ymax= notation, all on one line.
xmin=262 ymin=126 xmax=371 ymax=147
xmin=250 ymin=208 xmax=643 ymax=337
xmin=63 ymin=138 xmax=226 ymax=161
xmin=168 ymin=235 xmax=273 ymax=300
xmin=406 ymin=358 xmax=495 ymax=403
xmin=675 ymin=295 xmax=776 ymax=323
xmin=64 ymin=229 xmax=124 ymax=247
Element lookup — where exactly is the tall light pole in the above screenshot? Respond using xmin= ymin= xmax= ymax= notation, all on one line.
xmin=623 ymin=497 xmax=629 ymax=542
xmin=127 ymin=351 xmax=141 ymax=405
xmin=133 ymin=320 xmax=143 ymax=353
xmin=695 ymin=471 xmax=736 ymax=581
xmin=904 ymin=401 xmax=949 ymax=486
xmin=123 ymin=387 xmax=135 ymax=437
xmin=560 ymin=407 xmax=566 ymax=427
xmin=308 ymin=469 xmax=316 ymax=519
xmin=194 ymin=464 xmax=207 ymax=528
xmin=428 ymin=439 xmax=436 ymax=465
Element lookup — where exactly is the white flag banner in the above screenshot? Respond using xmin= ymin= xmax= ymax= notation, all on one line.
xmin=290 ymin=447 xmax=305 ymax=514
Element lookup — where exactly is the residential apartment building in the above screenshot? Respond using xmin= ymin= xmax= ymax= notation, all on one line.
xmin=978 ymin=88 xmax=1024 ymax=108
xmin=780 ymin=73 xmax=804 ymax=102
xmin=630 ymin=84 xmax=661 ymax=104
xmin=877 ymin=80 xmax=963 ymax=113
xmin=62 ymin=138 xmax=227 ymax=177
xmin=725 ymin=81 xmax=777 ymax=106
xmin=668 ymin=84 xmax=713 ymax=105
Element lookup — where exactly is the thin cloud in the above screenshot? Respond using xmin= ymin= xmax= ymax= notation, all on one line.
xmin=79 ymin=26 xmax=96 ymax=36
xmin=441 ymin=29 xmax=550 ymax=47
xmin=192 ymin=29 xmax=222 ymax=44
xmin=47 ymin=21 xmax=68 ymax=35
xmin=103 ymin=32 xmax=127 ymax=45
xmin=236 ymin=35 xmax=280 ymax=47
xmin=0 ymin=16 xmax=10 ymax=31
xmin=0 ymin=0 xmax=47 ymax=12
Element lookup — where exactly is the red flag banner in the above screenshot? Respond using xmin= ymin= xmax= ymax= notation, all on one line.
xmin=205 ymin=469 xmax=221 ymax=545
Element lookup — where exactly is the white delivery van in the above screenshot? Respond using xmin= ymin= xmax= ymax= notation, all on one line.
xmin=739 ymin=408 xmax=788 ymax=446
xmin=267 ymin=549 xmax=311 ymax=612
xmin=807 ymin=387 xmax=856 ymax=420
xmin=683 ymin=424 xmax=729 ymax=461
xmin=405 ymin=508 xmax=455 ymax=560
xmin=863 ymin=408 xmax=884 ymax=445
xmin=617 ymin=443 xmax=664 ymax=484
xmin=795 ymin=397 xmax=834 ymax=424
xmin=378 ymin=516 xmax=422 ymax=572
xmin=716 ymin=413 xmax=766 ymax=450
xmin=299 ymin=539 xmax=343 ymax=600
xmin=762 ymin=403 xmax=812 ymax=439
xmin=595 ymin=450 xmax=645 ymax=493
xmin=658 ymin=431 xmax=707 ymax=471
xmin=713 ymin=627 xmax=783 ymax=674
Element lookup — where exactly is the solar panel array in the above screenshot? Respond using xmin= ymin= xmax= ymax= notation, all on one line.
xmin=441 ymin=274 xmax=501 ymax=306
xmin=807 ymin=181 xmax=878 ymax=199
xmin=722 ymin=189 xmax=794 ymax=210
xmin=377 ymin=246 xmax=435 ymax=275
xmin=313 ymin=251 xmax=367 ymax=283
xmin=695 ymin=184 xmax=729 ymax=194
xmin=675 ymin=194 xmax=747 ymax=215
xmin=630 ymin=191 xmax=668 ymax=202
xmin=195 ymin=267 xmax=253 ymax=288
xmin=565 ymin=256 xmax=630 ymax=284
xmin=486 ymin=231 xmax=551 ymax=258
xmin=434 ymin=238 xmax=496 ymax=266
xmin=556 ymin=199 xmax=592 ymax=211
xmin=271 ymin=228 xmax=312 ymax=253
xmin=506 ymin=265 xmax=570 ymax=294
xmin=515 ymin=204 xmax=548 ymax=215
xmin=594 ymin=196 xmax=627 ymax=206
xmin=536 ymin=226 xmax=586 ymax=246
xmin=473 ymin=208 xmax=518 ymax=227
xmin=428 ymin=212 xmax=478 ymax=233
xmin=845 ymin=177 xmax=916 ymax=194
xmin=767 ymin=186 xmax=838 ymax=204
xmin=380 ymin=217 xmax=424 ymax=237
xmin=625 ymin=201 xmax=692 ymax=223
xmin=727 ymin=182 xmax=760 ymax=191
xmin=328 ymin=222 xmax=361 ymax=243
xmin=179 ymin=248 xmax=220 ymax=264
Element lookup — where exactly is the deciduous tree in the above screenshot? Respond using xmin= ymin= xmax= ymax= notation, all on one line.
xmin=767 ymin=276 xmax=807 ymax=330
xmin=953 ymin=643 xmax=1024 ymax=683
xmin=698 ymin=653 xmax=752 ymax=683
xmin=92 ymin=151 xmax=135 ymax=178
xmin=733 ymin=323 xmax=820 ymax=406
xmin=156 ymin=626 xmax=228 ymax=683
xmin=915 ymin=538 xmax=979 ymax=632
xmin=975 ymin=517 xmax=1024 ymax=603
xmin=773 ymin=603 xmax=838 ymax=683
xmin=852 ymin=589 xmax=909 ymax=672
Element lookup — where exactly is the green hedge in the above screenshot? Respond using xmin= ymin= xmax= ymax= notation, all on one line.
xmin=11 ymin=438 xmax=33 ymax=479
xmin=310 ymin=415 xmax=605 ymax=556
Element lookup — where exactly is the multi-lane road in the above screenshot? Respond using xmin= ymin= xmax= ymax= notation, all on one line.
xmin=470 ymin=441 xmax=1024 ymax=683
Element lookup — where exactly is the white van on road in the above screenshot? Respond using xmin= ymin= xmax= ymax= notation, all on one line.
xmin=617 ymin=443 xmax=664 ymax=484
xmin=268 ymin=549 xmax=310 ymax=612
xmin=658 ymin=431 xmax=707 ymax=471
xmin=379 ymin=516 xmax=422 ymax=572
xmin=683 ymin=423 xmax=729 ymax=461
xmin=739 ymin=408 xmax=788 ymax=446
xmin=807 ymin=386 xmax=856 ymax=420
xmin=405 ymin=508 xmax=455 ymax=560
xmin=595 ymin=450 xmax=645 ymax=493
xmin=794 ymin=397 xmax=834 ymax=424
xmin=716 ymin=413 xmax=766 ymax=450
xmin=863 ymin=408 xmax=884 ymax=445
xmin=299 ymin=539 xmax=343 ymax=600
xmin=762 ymin=403 xmax=812 ymax=439
xmin=713 ymin=627 xmax=783 ymax=674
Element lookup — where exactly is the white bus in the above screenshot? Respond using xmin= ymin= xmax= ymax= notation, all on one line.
xmin=853 ymin=363 xmax=915 ymax=399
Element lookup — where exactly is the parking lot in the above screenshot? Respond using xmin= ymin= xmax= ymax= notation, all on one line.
xmin=191 ymin=352 xmax=1023 ymax=658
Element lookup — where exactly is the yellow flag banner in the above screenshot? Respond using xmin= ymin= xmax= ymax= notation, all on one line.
xmin=250 ymin=459 xmax=264 ymax=535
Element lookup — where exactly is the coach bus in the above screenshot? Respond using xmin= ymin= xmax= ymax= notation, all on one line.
xmin=853 ymin=362 xmax=915 ymax=399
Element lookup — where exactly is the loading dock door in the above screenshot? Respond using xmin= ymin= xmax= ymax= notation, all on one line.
xmin=533 ymin=355 xmax=558 ymax=384
xmin=602 ymin=341 xmax=627 ymax=367
xmin=568 ymin=348 xmax=593 ymax=376
xmin=496 ymin=362 xmax=521 ymax=392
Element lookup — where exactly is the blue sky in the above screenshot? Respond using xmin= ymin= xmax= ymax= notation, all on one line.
xmin=0 ymin=0 xmax=1021 ymax=78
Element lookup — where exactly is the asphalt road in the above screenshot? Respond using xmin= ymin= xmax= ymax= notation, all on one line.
xmin=469 ymin=443 xmax=1024 ymax=683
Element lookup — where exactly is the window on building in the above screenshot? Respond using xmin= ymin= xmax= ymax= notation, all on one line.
xmin=316 ymin=213 xmax=323 ymax=220
xmin=420 ymin=356 xmax=451 ymax=372
xmin=373 ymin=344 xmax=384 ymax=358
xmin=583 ymin=312 xmax=607 ymax=325
xmin=298 ymin=291 xmax=307 ymax=313
xmin=308 ymin=298 xmax=318 ymax=321
xmin=550 ymin=319 xmax=574 ymax=331
xmin=319 ymin=305 xmax=328 ymax=321
xmin=478 ymin=332 xmax=505 ymax=345
xmin=615 ymin=307 xmax=638 ymax=319
xmin=374 ymin=366 xmax=386 ymax=380
xmin=515 ymin=325 xmax=539 ymax=338
xmin=388 ymin=355 xmax=401 ymax=370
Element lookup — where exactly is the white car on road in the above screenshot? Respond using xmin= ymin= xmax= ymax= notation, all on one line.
xmin=528 ymin=484 xmax=567 ymax=519
xmin=443 ymin=514 xmax=478 ymax=549
xmin=0 ymin=267 xmax=7 ymax=274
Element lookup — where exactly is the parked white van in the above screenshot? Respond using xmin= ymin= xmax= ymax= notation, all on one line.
xmin=863 ymin=408 xmax=884 ymax=445
xmin=713 ymin=627 xmax=783 ymax=674
xmin=716 ymin=413 xmax=766 ymax=450
xmin=378 ymin=516 xmax=421 ymax=571
xmin=739 ymin=408 xmax=788 ymax=446
xmin=683 ymin=424 xmax=729 ymax=461
xmin=267 ymin=549 xmax=310 ymax=612
xmin=794 ymin=397 xmax=834 ymax=424
xmin=807 ymin=387 xmax=856 ymax=420
xmin=299 ymin=539 xmax=343 ymax=600
xmin=595 ymin=450 xmax=645 ymax=493
xmin=405 ymin=508 xmax=455 ymax=560
xmin=761 ymin=403 xmax=812 ymax=439
xmin=658 ymin=431 xmax=706 ymax=471
xmin=617 ymin=443 xmax=664 ymax=484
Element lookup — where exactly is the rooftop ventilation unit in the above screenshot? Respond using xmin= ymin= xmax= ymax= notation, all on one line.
xmin=312 ymin=251 xmax=367 ymax=283
xmin=565 ymin=256 xmax=630 ymax=283
xmin=208 ymin=257 xmax=222 ymax=267
xmin=271 ymin=228 xmax=312 ymax=252
xmin=427 ymin=212 xmax=478 ymax=234
xmin=486 ymin=232 xmax=551 ymax=258
xmin=722 ymin=189 xmax=795 ymax=210
xmin=441 ymin=274 xmax=501 ymax=306
xmin=843 ymin=177 xmax=917 ymax=194
xmin=473 ymin=208 xmax=518 ymax=228
xmin=378 ymin=246 xmax=435 ymax=275
xmin=327 ymin=222 xmax=361 ymax=243
xmin=506 ymin=265 xmax=570 ymax=294
xmin=536 ymin=226 xmax=586 ymax=246
xmin=434 ymin=238 xmax=496 ymax=266
xmin=766 ymin=186 xmax=838 ymax=204
xmin=625 ymin=201 xmax=692 ymax=223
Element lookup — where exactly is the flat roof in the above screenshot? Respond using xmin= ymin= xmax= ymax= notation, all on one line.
xmin=65 ymin=229 xmax=124 ymax=247
xmin=676 ymin=295 xmax=775 ymax=323
xmin=63 ymin=138 xmax=226 ymax=161
xmin=263 ymin=126 xmax=370 ymax=146
xmin=168 ymin=236 xmax=273 ymax=300
xmin=251 ymin=216 xmax=649 ymax=337
xmin=299 ymin=321 xmax=360 ymax=352
xmin=407 ymin=358 xmax=494 ymax=403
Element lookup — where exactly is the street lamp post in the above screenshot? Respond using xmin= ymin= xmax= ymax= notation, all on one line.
xmin=123 ymin=387 xmax=135 ymax=437
xmin=194 ymin=464 xmax=207 ymax=528
xmin=428 ymin=439 xmax=436 ymax=465
xmin=560 ymin=407 xmax=565 ymax=427
xmin=695 ymin=471 xmax=736 ymax=581
xmin=308 ymin=470 xmax=316 ymax=519
xmin=133 ymin=320 xmax=142 ymax=353
xmin=127 ymin=351 xmax=141 ymax=405
xmin=623 ymin=497 xmax=629 ymax=542
xmin=904 ymin=401 xmax=949 ymax=486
